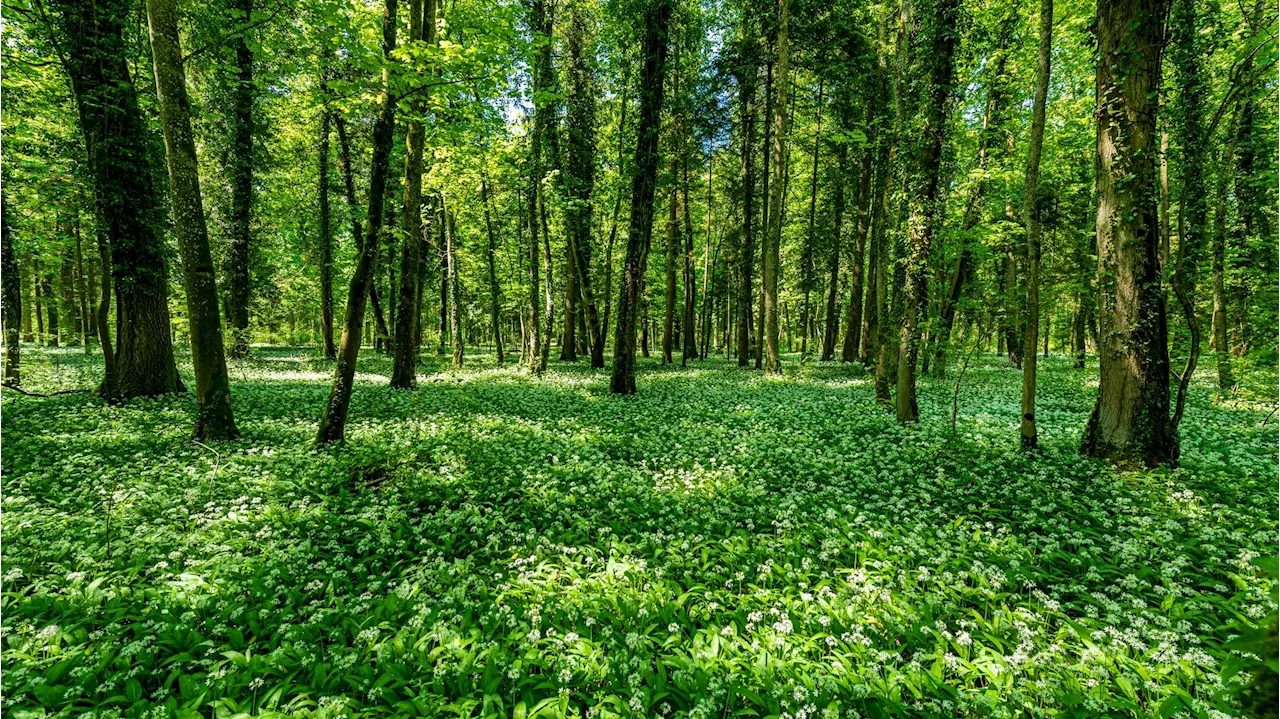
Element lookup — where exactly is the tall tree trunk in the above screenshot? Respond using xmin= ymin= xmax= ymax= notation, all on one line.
xmin=53 ymin=0 xmax=181 ymax=398
xmin=481 ymin=174 xmax=505 ymax=366
xmin=895 ymin=0 xmax=960 ymax=423
xmin=2 ymin=197 xmax=20 ymax=384
xmin=841 ymin=135 xmax=868 ymax=362
xmin=318 ymin=102 xmax=337 ymax=359
xmin=1081 ymin=0 xmax=1177 ymax=467
xmin=391 ymin=0 xmax=434 ymax=388
xmin=1020 ymin=0 xmax=1051 ymax=449
xmin=227 ymin=0 xmax=255 ymax=358
xmin=1211 ymin=100 xmax=1240 ymax=393
xmin=734 ymin=57 xmax=757 ymax=367
xmin=681 ymin=153 xmax=697 ymax=365
xmin=146 ymin=0 xmax=239 ymax=439
xmin=43 ymin=258 xmax=59 ymax=347
xmin=74 ymin=218 xmax=90 ymax=352
xmin=564 ymin=0 xmax=603 ymax=368
xmin=447 ymin=201 xmax=463 ymax=368
xmin=663 ymin=162 xmax=678 ymax=365
xmin=526 ymin=0 xmax=551 ymax=374
xmin=799 ymin=79 xmax=822 ymax=360
xmin=610 ymin=0 xmax=672 ymax=394
xmin=821 ymin=141 xmax=845 ymax=363
xmin=762 ymin=0 xmax=789 ymax=374
xmin=316 ymin=0 xmax=398 ymax=443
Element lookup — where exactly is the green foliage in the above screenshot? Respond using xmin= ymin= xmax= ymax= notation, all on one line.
xmin=3 ymin=347 xmax=1276 ymax=717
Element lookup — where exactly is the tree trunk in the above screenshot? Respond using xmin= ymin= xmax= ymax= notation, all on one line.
xmin=318 ymin=101 xmax=337 ymax=359
xmin=146 ymin=0 xmax=239 ymax=439
xmin=2 ymin=197 xmax=20 ymax=384
xmin=841 ymin=136 xmax=868 ymax=362
xmin=763 ymin=0 xmax=789 ymax=375
xmin=1081 ymin=0 xmax=1177 ymax=467
xmin=734 ymin=57 xmax=757 ymax=367
xmin=824 ymin=141 xmax=847 ymax=363
xmin=895 ymin=0 xmax=960 ymax=423
xmin=53 ymin=0 xmax=181 ymax=398
xmin=1020 ymin=0 xmax=1051 ymax=450
xmin=482 ymin=174 xmax=505 ymax=366
xmin=681 ymin=153 xmax=697 ymax=366
xmin=610 ymin=0 xmax=672 ymax=394
xmin=1211 ymin=101 xmax=1240 ymax=393
xmin=74 ymin=219 xmax=90 ymax=352
xmin=446 ymin=202 xmax=463 ymax=369
xmin=316 ymin=0 xmax=398 ymax=443
xmin=391 ymin=0 xmax=434 ymax=388
xmin=563 ymin=1 xmax=602 ymax=368
xmin=799 ymin=80 xmax=822 ymax=360
xmin=663 ymin=164 xmax=678 ymax=365
xmin=227 ymin=0 xmax=255 ymax=358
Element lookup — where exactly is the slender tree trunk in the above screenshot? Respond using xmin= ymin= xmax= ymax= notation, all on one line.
xmin=663 ymin=163 xmax=678 ymax=365
xmin=611 ymin=0 xmax=672 ymax=394
xmin=895 ymin=0 xmax=960 ymax=423
xmin=563 ymin=1 xmax=602 ymax=368
xmin=681 ymin=153 xmax=697 ymax=365
xmin=1211 ymin=105 xmax=1239 ymax=393
xmin=146 ymin=0 xmax=239 ymax=439
xmin=54 ymin=0 xmax=181 ymax=398
xmin=2 ymin=198 xmax=20 ymax=384
xmin=1020 ymin=0 xmax=1051 ymax=449
xmin=799 ymin=80 xmax=822 ymax=360
xmin=841 ymin=137 xmax=868 ymax=362
xmin=446 ymin=201 xmax=463 ymax=368
xmin=74 ymin=218 xmax=90 ymax=352
xmin=481 ymin=175 xmax=505 ymax=366
xmin=316 ymin=0 xmax=398 ymax=443
xmin=227 ymin=0 xmax=254 ymax=358
xmin=391 ymin=0 xmax=434 ymax=387
xmin=763 ymin=1 xmax=789 ymax=374
xmin=318 ymin=102 xmax=337 ymax=359
xmin=735 ymin=60 xmax=757 ymax=367
xmin=821 ymin=141 xmax=844 ymax=362
xmin=1081 ymin=0 xmax=1177 ymax=467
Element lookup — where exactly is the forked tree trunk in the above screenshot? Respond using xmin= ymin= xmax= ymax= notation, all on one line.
xmin=610 ymin=0 xmax=672 ymax=394
xmin=316 ymin=0 xmax=398 ymax=443
xmin=54 ymin=0 xmax=181 ymax=399
xmin=146 ymin=0 xmax=239 ymax=439
xmin=1081 ymin=0 xmax=1177 ymax=467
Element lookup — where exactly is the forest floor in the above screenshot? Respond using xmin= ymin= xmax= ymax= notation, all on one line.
xmin=2 ymin=345 xmax=1277 ymax=719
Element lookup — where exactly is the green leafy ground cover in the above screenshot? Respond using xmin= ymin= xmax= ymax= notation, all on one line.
xmin=2 ymin=347 xmax=1276 ymax=719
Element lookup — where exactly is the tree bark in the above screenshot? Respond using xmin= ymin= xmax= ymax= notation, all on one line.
xmin=563 ymin=0 xmax=603 ymax=368
xmin=316 ymin=0 xmax=398 ymax=443
xmin=227 ymin=0 xmax=255 ymax=358
xmin=610 ymin=0 xmax=672 ymax=394
xmin=1020 ymin=0 xmax=1051 ymax=450
xmin=762 ymin=0 xmax=790 ymax=375
xmin=799 ymin=79 xmax=822 ymax=360
xmin=734 ymin=57 xmax=757 ymax=367
xmin=391 ymin=0 xmax=434 ymax=388
xmin=895 ymin=0 xmax=960 ymax=423
xmin=53 ymin=0 xmax=181 ymax=399
xmin=318 ymin=101 xmax=337 ymax=359
xmin=1081 ymin=0 xmax=1177 ymax=467
xmin=481 ymin=174 xmax=505 ymax=366
xmin=146 ymin=0 xmax=239 ymax=439
xmin=841 ymin=135 xmax=867 ymax=362
xmin=2 ymin=197 xmax=20 ymax=384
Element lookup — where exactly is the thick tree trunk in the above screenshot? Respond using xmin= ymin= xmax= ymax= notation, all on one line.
xmin=1020 ymin=0 xmax=1051 ymax=450
xmin=2 ymin=198 xmax=20 ymax=384
xmin=895 ymin=0 xmax=960 ymax=423
xmin=54 ymin=0 xmax=181 ymax=398
xmin=227 ymin=0 xmax=255 ymax=358
xmin=318 ymin=104 xmax=337 ymax=359
xmin=316 ymin=0 xmax=398 ymax=443
xmin=391 ymin=0 xmax=433 ymax=388
xmin=146 ymin=0 xmax=239 ymax=439
xmin=610 ymin=0 xmax=671 ymax=394
xmin=1081 ymin=0 xmax=1177 ymax=467
xmin=762 ymin=1 xmax=789 ymax=374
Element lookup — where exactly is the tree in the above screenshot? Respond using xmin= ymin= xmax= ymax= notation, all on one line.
xmin=610 ymin=0 xmax=673 ymax=395
xmin=1020 ymin=0 xmax=1052 ymax=450
xmin=733 ymin=26 xmax=758 ymax=368
xmin=895 ymin=0 xmax=961 ymax=423
xmin=391 ymin=0 xmax=436 ymax=389
xmin=316 ymin=0 xmax=399 ymax=443
xmin=145 ymin=0 xmax=239 ymax=440
xmin=317 ymin=97 xmax=337 ymax=360
xmin=1081 ymin=0 xmax=1177 ymax=466
xmin=762 ymin=0 xmax=790 ymax=375
xmin=227 ymin=0 xmax=255 ymax=358
xmin=564 ymin=0 xmax=604 ymax=368
xmin=50 ymin=0 xmax=182 ymax=399
xmin=2 ymin=196 xmax=20 ymax=384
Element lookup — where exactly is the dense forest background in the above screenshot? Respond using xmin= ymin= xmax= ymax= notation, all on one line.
xmin=1 ymin=0 xmax=1278 ymax=715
